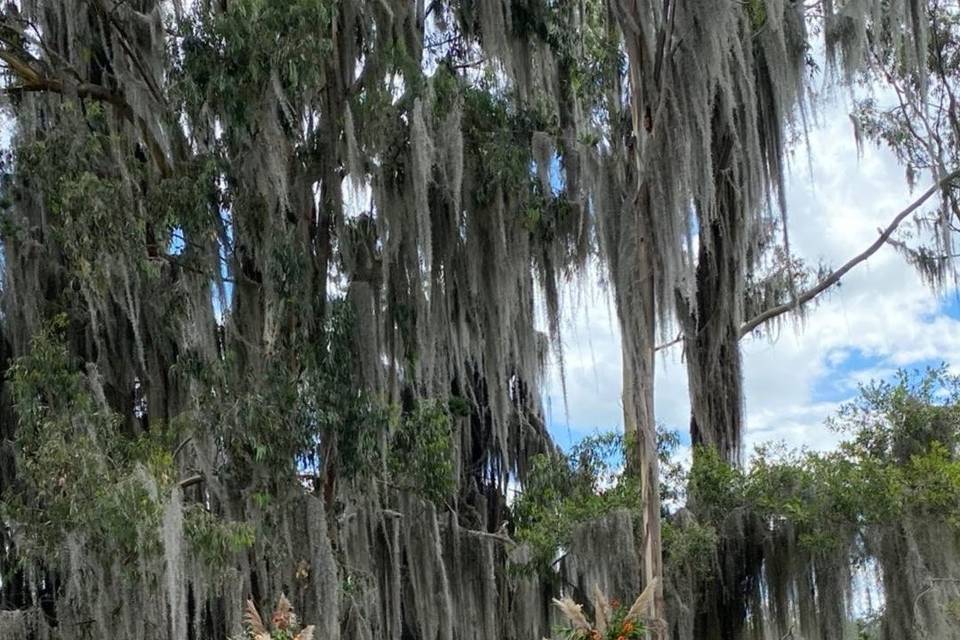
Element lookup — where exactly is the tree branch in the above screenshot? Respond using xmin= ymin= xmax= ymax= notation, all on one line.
xmin=4 ymin=76 xmax=129 ymax=109
xmin=438 ymin=520 xmax=515 ymax=545
xmin=179 ymin=473 xmax=204 ymax=489
xmin=172 ymin=436 xmax=192 ymax=460
xmin=654 ymin=333 xmax=683 ymax=351
xmin=0 ymin=50 xmax=39 ymax=84
xmin=0 ymin=31 xmax=172 ymax=176
xmin=913 ymin=577 xmax=960 ymax=615
xmin=93 ymin=0 xmax=168 ymax=109
xmin=740 ymin=170 xmax=960 ymax=337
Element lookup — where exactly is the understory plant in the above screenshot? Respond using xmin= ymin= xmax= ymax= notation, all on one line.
xmin=553 ymin=578 xmax=660 ymax=640
xmin=244 ymin=594 xmax=314 ymax=640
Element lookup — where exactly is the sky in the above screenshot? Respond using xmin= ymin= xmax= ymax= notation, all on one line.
xmin=542 ymin=94 xmax=960 ymax=459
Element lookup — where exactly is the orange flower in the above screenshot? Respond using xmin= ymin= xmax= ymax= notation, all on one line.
xmin=622 ymin=621 xmax=635 ymax=634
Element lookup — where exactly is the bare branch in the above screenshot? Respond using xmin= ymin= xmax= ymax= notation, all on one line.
xmin=438 ymin=520 xmax=515 ymax=545
xmin=172 ymin=437 xmax=192 ymax=460
xmin=654 ymin=333 xmax=682 ymax=352
xmin=0 ymin=50 xmax=173 ymax=176
xmin=3 ymin=75 xmax=129 ymax=108
xmin=740 ymin=170 xmax=960 ymax=337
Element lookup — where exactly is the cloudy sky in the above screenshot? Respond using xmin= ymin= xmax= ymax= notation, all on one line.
xmin=543 ymin=94 xmax=959 ymax=458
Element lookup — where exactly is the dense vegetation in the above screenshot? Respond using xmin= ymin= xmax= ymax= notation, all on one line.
xmin=514 ymin=368 xmax=960 ymax=638
xmin=0 ymin=1 xmax=956 ymax=639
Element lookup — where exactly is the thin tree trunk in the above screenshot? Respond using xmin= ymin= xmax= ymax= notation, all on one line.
xmin=611 ymin=0 xmax=670 ymax=627
xmin=617 ymin=181 xmax=666 ymax=635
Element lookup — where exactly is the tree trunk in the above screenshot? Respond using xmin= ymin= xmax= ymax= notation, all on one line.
xmin=683 ymin=126 xmax=745 ymax=465
xmin=611 ymin=0 xmax=669 ymax=627
xmin=686 ymin=113 xmax=753 ymax=640
xmin=617 ymin=183 xmax=667 ymax=635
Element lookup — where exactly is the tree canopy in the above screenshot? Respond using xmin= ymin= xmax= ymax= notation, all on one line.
xmin=0 ymin=1 xmax=954 ymax=639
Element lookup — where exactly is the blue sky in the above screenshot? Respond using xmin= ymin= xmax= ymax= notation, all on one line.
xmin=542 ymin=96 xmax=960 ymax=458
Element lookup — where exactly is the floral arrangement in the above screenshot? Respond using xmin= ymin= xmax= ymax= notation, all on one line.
xmin=244 ymin=593 xmax=314 ymax=640
xmin=553 ymin=578 xmax=660 ymax=640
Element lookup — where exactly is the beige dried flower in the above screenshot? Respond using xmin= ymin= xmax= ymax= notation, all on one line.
xmin=243 ymin=599 xmax=270 ymax=640
xmin=552 ymin=595 xmax=591 ymax=630
xmin=624 ymin=577 xmax=660 ymax=623
xmin=592 ymin=583 xmax=611 ymax=634
xmin=244 ymin=593 xmax=313 ymax=640
xmin=272 ymin=593 xmax=293 ymax=630
xmin=294 ymin=626 xmax=315 ymax=640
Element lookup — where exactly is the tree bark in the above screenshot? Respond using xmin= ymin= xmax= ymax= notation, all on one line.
xmin=616 ymin=181 xmax=666 ymax=635
xmin=612 ymin=0 xmax=672 ymax=629
xmin=684 ymin=220 xmax=744 ymax=464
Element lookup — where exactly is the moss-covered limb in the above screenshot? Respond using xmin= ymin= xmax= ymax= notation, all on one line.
xmin=0 ymin=2 xmax=178 ymax=177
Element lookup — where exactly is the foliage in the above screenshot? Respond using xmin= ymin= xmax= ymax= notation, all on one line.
xmin=745 ymin=0 xmax=767 ymax=31
xmin=511 ymin=431 xmax=642 ymax=572
xmin=388 ymin=399 xmax=456 ymax=503
xmin=661 ymin=518 xmax=718 ymax=581
xmin=300 ymin=302 xmax=456 ymax=503
xmin=184 ymin=505 xmax=256 ymax=568
xmin=4 ymin=315 xmax=168 ymax=558
xmin=657 ymin=427 xmax=688 ymax=508
xmin=685 ymin=366 xmax=960 ymax=550
xmin=295 ymin=301 xmax=393 ymax=481
xmin=512 ymin=428 xmax=696 ymax=573
xmin=9 ymin=101 xmax=221 ymax=289
xmin=187 ymin=300 xmax=455 ymax=503
xmin=851 ymin=2 xmax=960 ymax=287
xmin=536 ymin=367 xmax=960 ymax=611
xmin=14 ymin=104 xmax=139 ymax=270
xmin=457 ymin=81 xmax=548 ymax=206
xmin=178 ymin=0 xmax=336 ymax=128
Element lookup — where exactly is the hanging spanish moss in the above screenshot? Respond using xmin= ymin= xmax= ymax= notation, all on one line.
xmin=0 ymin=1 xmax=946 ymax=639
